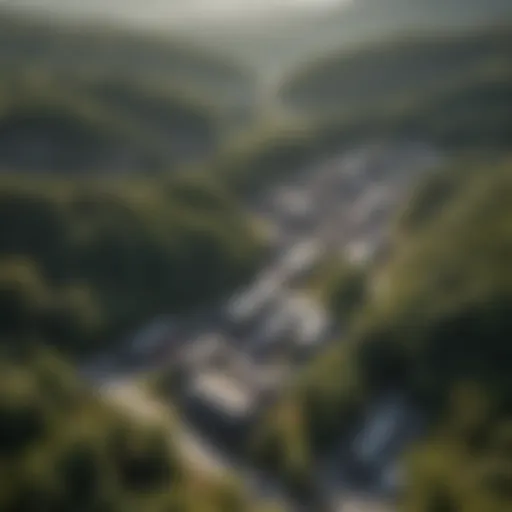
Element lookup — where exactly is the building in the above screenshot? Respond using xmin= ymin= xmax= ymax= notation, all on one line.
xmin=183 ymin=369 xmax=261 ymax=450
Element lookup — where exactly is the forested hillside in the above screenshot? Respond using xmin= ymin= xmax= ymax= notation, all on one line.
xmin=0 ymin=15 xmax=276 ymax=512
xmin=0 ymin=13 xmax=254 ymax=103
xmin=0 ymin=345 xmax=274 ymax=512
xmin=280 ymin=26 xmax=512 ymax=152
xmin=1 ymin=4 xmax=512 ymax=512
xmin=200 ymin=25 xmax=512 ymax=200
xmin=0 ymin=13 xmax=256 ymax=174
xmin=250 ymin=157 xmax=512 ymax=510
xmin=188 ymin=0 xmax=512 ymax=76
xmin=0 ymin=174 xmax=263 ymax=357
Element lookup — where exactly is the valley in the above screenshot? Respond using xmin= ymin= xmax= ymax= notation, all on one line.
xmin=85 ymin=140 xmax=443 ymax=511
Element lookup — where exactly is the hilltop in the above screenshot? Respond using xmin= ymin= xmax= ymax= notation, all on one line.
xmin=187 ymin=0 xmax=512 ymax=77
xmin=276 ymin=25 xmax=512 ymax=152
xmin=0 ymin=12 xmax=256 ymax=174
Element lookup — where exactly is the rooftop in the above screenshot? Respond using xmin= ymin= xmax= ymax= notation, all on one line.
xmin=188 ymin=371 xmax=257 ymax=418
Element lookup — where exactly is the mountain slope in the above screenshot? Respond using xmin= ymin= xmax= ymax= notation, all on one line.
xmin=276 ymin=25 xmax=512 ymax=151
xmin=250 ymin=156 xmax=512 ymax=510
xmin=188 ymin=0 xmax=512 ymax=77
xmin=0 ymin=12 xmax=257 ymax=173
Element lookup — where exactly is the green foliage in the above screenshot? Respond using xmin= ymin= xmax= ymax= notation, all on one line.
xmin=0 ymin=175 xmax=263 ymax=356
xmin=0 ymin=12 xmax=254 ymax=104
xmin=0 ymin=75 xmax=222 ymax=173
xmin=248 ymin=259 xmax=369 ymax=488
xmin=364 ymin=159 xmax=512 ymax=404
xmin=0 ymin=258 xmax=48 ymax=336
xmin=0 ymin=347 xmax=268 ymax=512
xmin=402 ymin=399 xmax=512 ymax=512
xmin=250 ymin=157 xmax=512 ymax=508
xmin=307 ymin=257 xmax=368 ymax=323
xmin=212 ymin=123 xmax=320 ymax=197
xmin=281 ymin=26 xmax=512 ymax=151
xmin=249 ymin=343 xmax=366 ymax=488
xmin=0 ymin=12 xmax=256 ymax=174
xmin=282 ymin=25 xmax=512 ymax=114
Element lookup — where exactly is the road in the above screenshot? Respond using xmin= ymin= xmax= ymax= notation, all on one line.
xmin=102 ymin=380 xmax=233 ymax=477
xmin=86 ymin=140 xmax=442 ymax=512
xmin=101 ymin=379 xmax=400 ymax=512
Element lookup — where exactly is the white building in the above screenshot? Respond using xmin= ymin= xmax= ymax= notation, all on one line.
xmin=186 ymin=370 xmax=258 ymax=421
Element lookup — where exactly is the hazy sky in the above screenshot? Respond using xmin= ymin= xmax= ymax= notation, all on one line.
xmin=4 ymin=0 xmax=353 ymax=27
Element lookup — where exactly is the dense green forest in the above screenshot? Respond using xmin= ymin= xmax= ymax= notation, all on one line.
xmin=281 ymin=17 xmax=512 ymax=111
xmin=201 ymin=25 xmax=512 ymax=199
xmin=0 ymin=13 xmax=254 ymax=104
xmin=1 ymin=7 xmax=512 ymax=512
xmin=0 ymin=13 xmax=256 ymax=174
xmin=0 ymin=78 xmax=224 ymax=173
xmin=0 ymin=12 xmax=268 ymax=358
xmin=279 ymin=26 xmax=512 ymax=151
xmin=249 ymin=157 xmax=512 ymax=510
xmin=0 ymin=174 xmax=263 ymax=357
xmin=4 ymin=14 xmax=512 ymax=190
xmin=0 ymin=346 xmax=275 ymax=512
xmin=0 ymin=11 xmax=273 ymax=512
xmin=207 ymin=123 xmax=320 ymax=197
